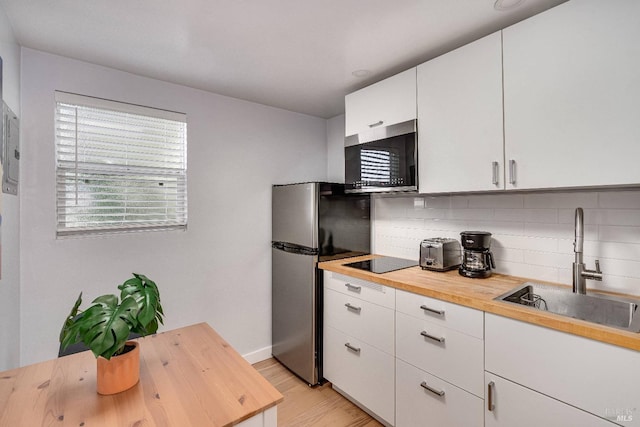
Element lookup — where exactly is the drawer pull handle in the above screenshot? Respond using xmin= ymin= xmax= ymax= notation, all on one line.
xmin=420 ymin=381 xmax=445 ymax=397
xmin=345 ymin=303 xmax=362 ymax=312
xmin=420 ymin=331 xmax=445 ymax=343
xmin=344 ymin=343 xmax=361 ymax=354
xmin=345 ymin=283 xmax=361 ymax=292
xmin=420 ymin=305 xmax=445 ymax=316
xmin=369 ymin=120 xmax=384 ymax=128
xmin=487 ymin=381 xmax=495 ymax=411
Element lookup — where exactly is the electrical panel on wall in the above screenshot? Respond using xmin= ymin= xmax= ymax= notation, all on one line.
xmin=2 ymin=102 xmax=19 ymax=195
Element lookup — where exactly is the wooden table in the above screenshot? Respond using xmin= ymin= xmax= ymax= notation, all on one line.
xmin=0 ymin=323 xmax=283 ymax=426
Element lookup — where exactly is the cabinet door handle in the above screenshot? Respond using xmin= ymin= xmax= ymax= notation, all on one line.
xmin=344 ymin=303 xmax=362 ymax=312
xmin=492 ymin=161 xmax=499 ymax=186
xmin=420 ymin=381 xmax=445 ymax=397
xmin=508 ymin=159 xmax=517 ymax=185
xmin=487 ymin=381 xmax=495 ymax=411
xmin=345 ymin=283 xmax=361 ymax=293
xmin=369 ymin=120 xmax=384 ymax=128
xmin=420 ymin=331 xmax=445 ymax=343
xmin=420 ymin=304 xmax=445 ymax=316
xmin=344 ymin=342 xmax=361 ymax=354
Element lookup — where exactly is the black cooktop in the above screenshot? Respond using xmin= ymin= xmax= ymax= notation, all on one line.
xmin=345 ymin=256 xmax=418 ymax=274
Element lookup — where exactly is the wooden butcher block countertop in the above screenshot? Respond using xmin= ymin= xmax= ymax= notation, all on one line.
xmin=319 ymin=255 xmax=640 ymax=352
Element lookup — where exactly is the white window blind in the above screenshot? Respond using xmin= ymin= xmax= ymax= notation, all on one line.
xmin=55 ymin=92 xmax=187 ymax=237
xmin=360 ymin=148 xmax=399 ymax=183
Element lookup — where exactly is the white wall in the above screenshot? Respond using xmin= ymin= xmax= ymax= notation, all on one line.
xmin=20 ymin=48 xmax=327 ymax=366
xmin=326 ymin=114 xmax=345 ymax=183
xmin=0 ymin=3 xmax=21 ymax=371
xmin=374 ymin=190 xmax=640 ymax=297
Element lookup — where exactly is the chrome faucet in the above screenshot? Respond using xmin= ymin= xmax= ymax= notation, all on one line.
xmin=572 ymin=207 xmax=603 ymax=294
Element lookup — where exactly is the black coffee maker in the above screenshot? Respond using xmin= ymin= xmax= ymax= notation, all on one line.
xmin=459 ymin=231 xmax=495 ymax=278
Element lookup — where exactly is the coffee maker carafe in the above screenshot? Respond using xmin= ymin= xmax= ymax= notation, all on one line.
xmin=459 ymin=231 xmax=495 ymax=278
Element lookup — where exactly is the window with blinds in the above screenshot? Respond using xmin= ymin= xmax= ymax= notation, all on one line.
xmin=55 ymin=92 xmax=187 ymax=237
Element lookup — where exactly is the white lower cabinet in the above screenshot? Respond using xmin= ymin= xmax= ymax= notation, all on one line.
xmin=485 ymin=373 xmax=616 ymax=427
xmin=395 ymin=311 xmax=484 ymax=397
xmin=323 ymin=271 xmax=395 ymax=425
xmin=395 ymin=289 xmax=484 ymax=397
xmin=323 ymin=325 xmax=395 ymax=425
xmin=324 ymin=273 xmax=639 ymax=427
xmin=324 ymin=272 xmax=395 ymax=309
xmin=396 ymin=359 xmax=483 ymax=427
xmin=324 ymin=287 xmax=394 ymax=354
xmin=486 ymin=313 xmax=640 ymax=426
xmin=394 ymin=289 xmax=484 ymax=427
xmin=236 ymin=406 xmax=277 ymax=427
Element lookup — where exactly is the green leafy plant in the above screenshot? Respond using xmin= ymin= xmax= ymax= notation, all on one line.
xmin=59 ymin=273 xmax=164 ymax=360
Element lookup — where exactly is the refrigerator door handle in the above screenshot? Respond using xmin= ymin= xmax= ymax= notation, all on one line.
xmin=274 ymin=242 xmax=319 ymax=256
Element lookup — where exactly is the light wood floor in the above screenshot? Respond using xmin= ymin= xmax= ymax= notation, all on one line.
xmin=253 ymin=358 xmax=383 ymax=427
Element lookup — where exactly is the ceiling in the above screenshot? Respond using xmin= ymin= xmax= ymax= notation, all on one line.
xmin=0 ymin=0 xmax=566 ymax=118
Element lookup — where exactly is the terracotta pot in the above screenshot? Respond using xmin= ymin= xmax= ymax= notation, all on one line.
xmin=96 ymin=341 xmax=140 ymax=395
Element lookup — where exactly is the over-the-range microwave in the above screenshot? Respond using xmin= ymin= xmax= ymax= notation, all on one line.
xmin=344 ymin=119 xmax=417 ymax=193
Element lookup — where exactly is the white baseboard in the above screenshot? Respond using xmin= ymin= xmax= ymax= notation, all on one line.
xmin=243 ymin=345 xmax=272 ymax=364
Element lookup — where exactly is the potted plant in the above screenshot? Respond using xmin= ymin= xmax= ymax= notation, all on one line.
xmin=59 ymin=273 xmax=164 ymax=395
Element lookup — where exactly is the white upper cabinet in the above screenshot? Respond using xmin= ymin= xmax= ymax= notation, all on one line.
xmin=503 ymin=0 xmax=640 ymax=190
xmin=346 ymin=1 xmax=640 ymax=193
xmin=418 ymin=32 xmax=504 ymax=193
xmin=345 ymin=68 xmax=417 ymax=137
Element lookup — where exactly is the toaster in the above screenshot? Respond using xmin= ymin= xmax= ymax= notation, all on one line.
xmin=420 ymin=238 xmax=462 ymax=271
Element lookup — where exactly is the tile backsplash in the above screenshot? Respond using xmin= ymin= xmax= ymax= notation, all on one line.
xmin=372 ymin=189 xmax=640 ymax=297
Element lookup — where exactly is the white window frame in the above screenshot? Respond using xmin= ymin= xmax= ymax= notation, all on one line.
xmin=55 ymin=91 xmax=188 ymax=237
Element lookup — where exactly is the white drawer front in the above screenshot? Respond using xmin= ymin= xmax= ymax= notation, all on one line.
xmin=486 ymin=313 xmax=640 ymax=426
xmin=323 ymin=325 xmax=395 ymax=425
xmin=324 ymin=288 xmax=394 ymax=355
xmin=396 ymin=311 xmax=484 ymax=397
xmin=397 ymin=359 xmax=483 ymax=427
xmin=396 ymin=289 xmax=483 ymax=339
xmin=324 ymin=271 xmax=395 ymax=309
xmin=485 ymin=373 xmax=617 ymax=427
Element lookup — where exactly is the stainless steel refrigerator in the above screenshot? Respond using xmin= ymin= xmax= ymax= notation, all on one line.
xmin=271 ymin=182 xmax=370 ymax=385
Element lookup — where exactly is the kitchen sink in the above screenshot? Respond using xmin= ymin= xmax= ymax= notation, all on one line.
xmin=496 ymin=282 xmax=640 ymax=332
